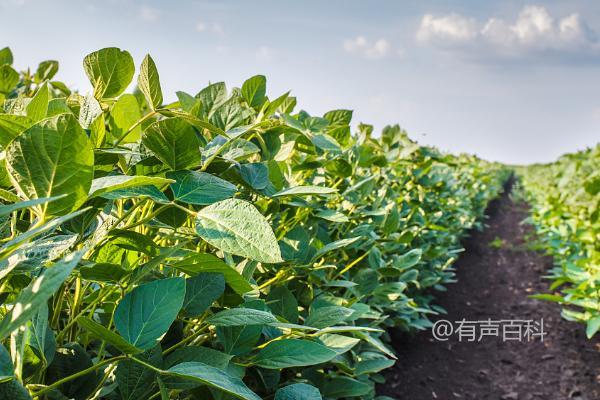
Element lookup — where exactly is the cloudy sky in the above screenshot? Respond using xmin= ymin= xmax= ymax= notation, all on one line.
xmin=1 ymin=0 xmax=599 ymax=164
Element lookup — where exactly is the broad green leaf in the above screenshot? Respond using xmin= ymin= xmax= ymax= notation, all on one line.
xmin=196 ymin=82 xmax=227 ymax=118
xmin=272 ymin=185 xmax=337 ymax=198
xmin=238 ymin=162 xmax=270 ymax=191
xmin=114 ymin=277 xmax=185 ymax=350
xmin=305 ymin=306 xmax=354 ymax=329
xmin=166 ymin=361 xmax=261 ymax=400
xmin=109 ymin=94 xmax=142 ymax=143
xmin=27 ymin=303 xmax=56 ymax=366
xmin=313 ymin=237 xmax=361 ymax=260
xmin=46 ymin=343 xmax=99 ymax=400
xmin=25 ymin=82 xmax=49 ymax=122
xmin=0 ymin=65 xmax=18 ymax=95
xmin=100 ymin=185 xmax=169 ymax=203
xmin=266 ymin=286 xmax=298 ymax=323
xmin=195 ymin=199 xmax=283 ymax=263
xmin=318 ymin=333 xmax=360 ymax=354
xmin=0 ymin=48 xmax=13 ymax=66
xmin=586 ymin=316 xmax=600 ymax=339
xmin=216 ymin=324 xmax=262 ymax=356
xmin=354 ymin=358 xmax=395 ymax=375
xmin=0 ymin=114 xmax=32 ymax=149
xmin=0 ymin=380 xmax=31 ymax=400
xmin=163 ymin=346 xmax=232 ymax=390
xmin=275 ymin=383 xmax=322 ymax=400
xmin=210 ymin=97 xmax=251 ymax=132
xmin=241 ymin=75 xmax=266 ymax=108
xmin=83 ymin=47 xmax=135 ymax=99
xmin=0 ymin=344 xmax=13 ymax=383
xmin=34 ymin=60 xmax=59 ymax=82
xmin=394 ymin=248 xmax=422 ymax=270
xmin=143 ymin=118 xmax=202 ymax=170
xmin=0 ymin=251 xmax=82 ymax=340
xmin=252 ymin=339 xmax=337 ymax=369
xmin=171 ymin=253 xmax=253 ymax=295
xmin=138 ymin=54 xmax=163 ymax=110
xmin=76 ymin=317 xmax=143 ymax=354
xmin=89 ymin=175 xmax=173 ymax=198
xmin=116 ymin=346 xmax=162 ymax=400
xmin=321 ymin=377 xmax=372 ymax=398
xmin=6 ymin=113 xmax=94 ymax=217
xmin=208 ymin=308 xmax=278 ymax=326
xmin=78 ymin=94 xmax=103 ymax=129
xmin=168 ymin=170 xmax=237 ymax=205
xmin=183 ymin=273 xmax=225 ymax=316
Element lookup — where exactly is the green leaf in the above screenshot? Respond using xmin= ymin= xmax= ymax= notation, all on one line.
xmin=114 ymin=278 xmax=186 ymax=350
xmin=116 ymin=346 xmax=162 ymax=400
xmin=266 ymin=286 xmax=298 ymax=324
xmin=6 ymin=113 xmax=94 ymax=217
xmin=83 ymin=47 xmax=135 ymax=99
xmin=171 ymin=253 xmax=253 ymax=295
xmin=0 ymin=65 xmax=19 ymax=95
xmin=99 ymin=185 xmax=169 ymax=204
xmin=166 ymin=361 xmax=261 ymax=400
xmin=313 ymin=237 xmax=361 ymax=260
xmin=195 ymin=199 xmax=283 ymax=263
xmin=0 ymin=114 xmax=32 ymax=149
xmin=253 ymin=339 xmax=337 ymax=369
xmin=162 ymin=346 xmax=232 ymax=390
xmin=78 ymin=94 xmax=103 ymax=130
xmin=586 ymin=316 xmax=600 ymax=339
xmin=0 ymin=344 xmax=13 ymax=383
xmin=34 ymin=60 xmax=59 ymax=82
xmin=196 ymin=82 xmax=227 ymax=118
xmin=138 ymin=54 xmax=163 ymax=110
xmin=321 ymin=377 xmax=372 ymax=398
xmin=0 ymin=380 xmax=31 ymax=400
xmin=305 ymin=306 xmax=354 ymax=329
xmin=0 ymin=195 xmax=66 ymax=217
xmin=394 ymin=248 xmax=422 ymax=270
xmin=272 ymin=186 xmax=337 ymax=198
xmin=168 ymin=170 xmax=237 ymax=205
xmin=238 ymin=163 xmax=270 ymax=191
xmin=0 ymin=251 xmax=82 ymax=340
xmin=143 ymin=118 xmax=202 ymax=170
xmin=354 ymin=358 xmax=395 ymax=375
xmin=275 ymin=383 xmax=322 ymax=400
xmin=27 ymin=303 xmax=56 ymax=366
xmin=183 ymin=273 xmax=225 ymax=316
xmin=241 ymin=75 xmax=267 ymax=108
xmin=0 ymin=48 xmax=13 ymax=66
xmin=25 ymin=82 xmax=49 ymax=122
xmin=76 ymin=317 xmax=143 ymax=354
xmin=208 ymin=308 xmax=278 ymax=326
xmin=109 ymin=94 xmax=142 ymax=143
xmin=89 ymin=175 xmax=172 ymax=198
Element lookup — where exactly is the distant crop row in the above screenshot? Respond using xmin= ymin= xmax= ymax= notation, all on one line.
xmin=519 ymin=146 xmax=600 ymax=338
xmin=0 ymin=46 xmax=507 ymax=400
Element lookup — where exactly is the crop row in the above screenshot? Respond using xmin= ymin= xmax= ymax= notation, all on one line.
xmin=0 ymin=47 xmax=507 ymax=400
xmin=519 ymin=145 xmax=600 ymax=338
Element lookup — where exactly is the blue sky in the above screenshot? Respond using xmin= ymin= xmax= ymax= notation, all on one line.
xmin=1 ymin=0 xmax=599 ymax=164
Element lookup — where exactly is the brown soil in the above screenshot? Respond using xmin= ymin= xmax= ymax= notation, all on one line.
xmin=379 ymin=181 xmax=600 ymax=400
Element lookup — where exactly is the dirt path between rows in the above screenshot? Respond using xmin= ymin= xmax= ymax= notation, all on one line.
xmin=378 ymin=181 xmax=600 ymax=400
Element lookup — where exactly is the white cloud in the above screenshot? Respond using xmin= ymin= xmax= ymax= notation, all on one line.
xmin=196 ymin=21 xmax=224 ymax=35
xmin=139 ymin=5 xmax=159 ymax=22
xmin=417 ymin=13 xmax=478 ymax=43
xmin=343 ymin=36 xmax=391 ymax=59
xmin=417 ymin=5 xmax=600 ymax=60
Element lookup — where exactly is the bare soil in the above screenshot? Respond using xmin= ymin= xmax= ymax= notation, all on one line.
xmin=378 ymin=182 xmax=600 ymax=400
